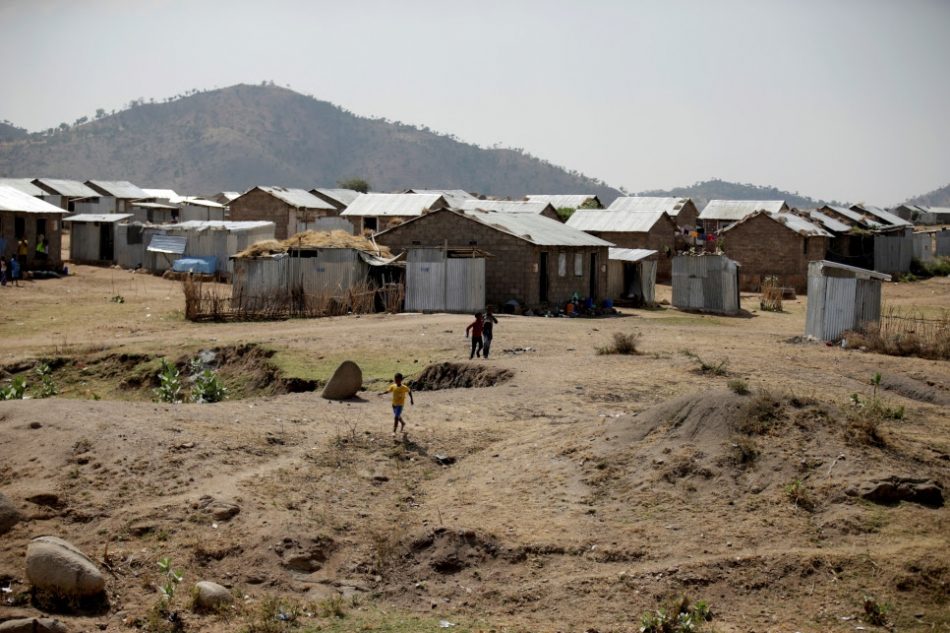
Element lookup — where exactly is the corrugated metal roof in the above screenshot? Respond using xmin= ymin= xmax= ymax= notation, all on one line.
xmin=721 ymin=211 xmax=832 ymax=238
xmin=823 ymin=205 xmax=882 ymax=228
xmin=341 ymin=193 xmax=446 ymax=217
xmin=458 ymin=208 xmax=613 ymax=247
xmin=922 ymin=206 xmax=950 ymax=215
xmin=853 ymin=204 xmax=912 ymax=228
xmin=179 ymin=196 xmax=225 ymax=209
xmin=255 ymin=186 xmax=335 ymax=210
xmin=33 ymin=178 xmax=98 ymax=198
xmin=311 ymin=188 xmax=361 ymax=207
xmin=147 ymin=234 xmax=187 ymax=254
xmin=457 ymin=199 xmax=554 ymax=215
xmin=525 ymin=194 xmax=600 ymax=209
xmin=609 ymin=247 xmax=657 ymax=262
xmin=607 ymin=196 xmax=690 ymax=216
xmin=0 ymin=186 xmax=69 ymax=214
xmin=65 ymin=213 xmax=133 ymax=223
xmin=217 ymin=191 xmax=241 ymax=201
xmin=86 ymin=180 xmax=149 ymax=199
xmin=0 ymin=178 xmax=46 ymax=197
xmin=812 ymin=259 xmax=891 ymax=281
xmin=406 ymin=188 xmax=475 ymax=199
xmin=699 ymin=199 xmax=787 ymax=221
xmin=806 ymin=209 xmax=851 ymax=233
xmin=133 ymin=201 xmax=179 ymax=210
xmin=566 ymin=209 xmax=671 ymax=233
xmin=174 ymin=220 xmax=274 ymax=232
xmin=142 ymin=188 xmax=180 ymax=200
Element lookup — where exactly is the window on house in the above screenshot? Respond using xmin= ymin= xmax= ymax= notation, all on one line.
xmin=802 ymin=237 xmax=808 ymax=255
xmin=558 ymin=253 xmax=567 ymax=277
xmin=15 ymin=217 xmax=25 ymax=239
xmin=574 ymin=253 xmax=583 ymax=276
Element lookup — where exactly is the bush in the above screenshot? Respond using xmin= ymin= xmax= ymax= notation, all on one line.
xmin=191 ymin=369 xmax=227 ymax=403
xmin=785 ymin=479 xmax=815 ymax=511
xmin=154 ymin=359 xmax=182 ymax=403
xmin=0 ymin=376 xmax=27 ymax=401
xmin=597 ymin=332 xmax=641 ymax=355
xmin=727 ymin=379 xmax=750 ymax=395
xmin=639 ymin=596 xmax=713 ymax=633
xmin=35 ymin=363 xmax=57 ymax=398
xmin=735 ymin=390 xmax=782 ymax=434
xmin=863 ymin=595 xmax=889 ymax=626
xmin=681 ymin=350 xmax=728 ymax=375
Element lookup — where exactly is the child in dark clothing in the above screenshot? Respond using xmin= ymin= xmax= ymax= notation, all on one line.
xmin=482 ymin=306 xmax=499 ymax=359
xmin=465 ymin=312 xmax=484 ymax=359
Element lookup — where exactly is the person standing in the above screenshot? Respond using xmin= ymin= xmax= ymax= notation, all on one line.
xmin=35 ymin=235 xmax=47 ymax=265
xmin=381 ymin=373 xmax=413 ymax=436
xmin=465 ymin=312 xmax=484 ymax=359
xmin=482 ymin=306 xmax=499 ymax=359
xmin=9 ymin=255 xmax=21 ymax=287
xmin=17 ymin=237 xmax=28 ymax=271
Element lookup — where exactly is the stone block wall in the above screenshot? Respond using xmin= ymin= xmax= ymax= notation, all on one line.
xmin=229 ymin=190 xmax=293 ymax=239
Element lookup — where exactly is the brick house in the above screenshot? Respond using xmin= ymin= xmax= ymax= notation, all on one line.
xmin=606 ymin=197 xmax=700 ymax=231
xmin=719 ymin=211 xmax=831 ymax=292
xmin=0 ymin=185 xmax=68 ymax=269
xmin=229 ymin=186 xmax=337 ymax=240
xmin=699 ymin=200 xmax=788 ymax=233
xmin=341 ymin=193 xmax=451 ymax=234
xmin=456 ymin=199 xmax=561 ymax=221
xmin=375 ymin=208 xmax=612 ymax=308
xmin=566 ymin=209 xmax=678 ymax=281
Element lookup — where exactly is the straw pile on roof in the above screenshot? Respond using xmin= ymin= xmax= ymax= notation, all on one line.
xmin=236 ymin=230 xmax=392 ymax=258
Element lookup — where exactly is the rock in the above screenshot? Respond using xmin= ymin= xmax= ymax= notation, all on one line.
xmin=193 ymin=581 xmax=233 ymax=610
xmin=0 ymin=492 xmax=23 ymax=534
xmin=859 ymin=476 xmax=944 ymax=508
xmin=29 ymin=422 xmax=42 ymax=429
xmin=0 ymin=618 xmax=69 ymax=633
xmin=25 ymin=536 xmax=106 ymax=597
xmin=209 ymin=502 xmax=240 ymax=521
xmin=321 ymin=361 xmax=363 ymax=400
xmin=433 ymin=454 xmax=456 ymax=466
xmin=25 ymin=493 xmax=64 ymax=509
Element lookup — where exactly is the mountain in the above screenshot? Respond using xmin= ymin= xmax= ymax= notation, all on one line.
xmin=0 ymin=84 xmax=620 ymax=201
xmin=906 ymin=182 xmax=950 ymax=207
xmin=638 ymin=178 xmax=837 ymax=211
xmin=0 ymin=121 xmax=29 ymax=142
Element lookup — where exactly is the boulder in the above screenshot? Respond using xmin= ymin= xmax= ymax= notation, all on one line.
xmin=857 ymin=476 xmax=944 ymax=508
xmin=209 ymin=502 xmax=240 ymax=521
xmin=0 ymin=492 xmax=23 ymax=535
xmin=321 ymin=361 xmax=362 ymax=400
xmin=0 ymin=618 xmax=69 ymax=633
xmin=25 ymin=536 xmax=106 ymax=597
xmin=193 ymin=581 xmax=233 ymax=611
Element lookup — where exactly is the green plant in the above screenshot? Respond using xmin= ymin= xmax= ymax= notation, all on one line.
xmin=243 ymin=595 xmax=301 ymax=633
xmin=681 ymin=350 xmax=728 ymax=376
xmin=597 ymin=332 xmax=641 ymax=355
xmin=154 ymin=359 xmax=182 ymax=403
xmin=727 ymin=379 xmax=749 ymax=395
xmin=111 ymin=294 xmax=125 ymax=303
xmin=785 ymin=479 xmax=815 ymax=511
xmin=316 ymin=594 xmax=347 ymax=618
xmin=157 ymin=557 xmax=184 ymax=603
xmin=639 ymin=596 xmax=712 ymax=633
xmin=191 ymin=369 xmax=227 ymax=403
xmin=0 ymin=376 xmax=27 ymax=400
xmin=846 ymin=374 xmax=905 ymax=447
xmin=34 ymin=363 xmax=58 ymax=398
xmin=145 ymin=557 xmax=185 ymax=632
xmin=862 ymin=595 xmax=889 ymax=626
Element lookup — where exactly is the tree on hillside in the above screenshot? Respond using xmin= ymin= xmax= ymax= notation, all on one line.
xmin=95 ymin=108 xmax=106 ymax=119
xmin=338 ymin=178 xmax=370 ymax=193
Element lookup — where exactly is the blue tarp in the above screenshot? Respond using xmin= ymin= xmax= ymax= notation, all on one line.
xmin=172 ymin=257 xmax=217 ymax=274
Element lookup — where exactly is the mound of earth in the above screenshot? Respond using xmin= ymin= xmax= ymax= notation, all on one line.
xmin=410 ymin=362 xmax=513 ymax=390
xmin=880 ymin=373 xmax=950 ymax=406
xmin=407 ymin=528 xmax=501 ymax=575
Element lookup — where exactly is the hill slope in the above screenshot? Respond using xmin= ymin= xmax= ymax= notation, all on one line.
xmin=639 ymin=178 xmax=837 ymax=210
xmin=0 ymin=84 xmax=620 ymax=201
xmin=906 ymin=182 xmax=950 ymax=207
xmin=0 ymin=121 xmax=29 ymax=142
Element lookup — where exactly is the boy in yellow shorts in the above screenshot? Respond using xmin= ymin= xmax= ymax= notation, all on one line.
xmin=383 ymin=373 xmax=413 ymax=435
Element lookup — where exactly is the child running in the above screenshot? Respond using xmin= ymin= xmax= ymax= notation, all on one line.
xmin=465 ymin=312 xmax=484 ymax=359
xmin=382 ymin=372 xmax=413 ymax=436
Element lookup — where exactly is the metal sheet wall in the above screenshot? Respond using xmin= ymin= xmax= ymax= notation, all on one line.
xmin=873 ymin=233 xmax=912 ymax=274
xmin=937 ymin=231 xmax=950 ymax=257
xmin=641 ymin=260 xmax=657 ymax=306
xmin=406 ymin=249 xmax=447 ymax=312
xmin=446 ymin=257 xmax=485 ymax=313
xmin=805 ymin=262 xmax=884 ymax=341
xmin=672 ymin=255 xmax=739 ymax=315
xmin=913 ymin=233 xmax=935 ymax=262
xmin=69 ymin=223 xmax=101 ymax=261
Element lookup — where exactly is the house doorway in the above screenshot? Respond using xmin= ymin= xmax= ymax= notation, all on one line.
xmin=539 ymin=252 xmax=549 ymax=303
xmin=589 ymin=252 xmax=597 ymax=299
xmin=99 ymin=223 xmax=114 ymax=261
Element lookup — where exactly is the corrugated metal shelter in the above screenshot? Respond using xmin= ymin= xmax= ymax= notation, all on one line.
xmin=912 ymin=228 xmax=950 ymax=261
xmin=310 ymin=188 xmax=362 ymax=211
xmin=699 ymin=200 xmax=788 ymax=231
xmin=456 ymin=199 xmax=559 ymax=220
xmin=64 ymin=213 xmax=133 ymax=263
xmin=85 ymin=180 xmax=148 ymax=213
xmin=405 ymin=247 xmax=487 ymax=313
xmin=608 ymin=248 xmax=657 ymax=307
xmin=0 ymin=178 xmax=46 ymax=197
xmin=819 ymin=205 xmax=883 ymax=230
xmin=341 ymin=193 xmax=449 ymax=233
xmin=805 ymin=261 xmax=891 ymax=341
xmin=525 ymin=194 xmax=602 ymax=210
xmin=873 ymin=231 xmax=913 ymax=274
xmin=852 ymin=204 xmax=912 ymax=230
xmin=606 ymin=197 xmax=699 ymax=229
xmin=671 ymin=254 xmax=740 ymax=315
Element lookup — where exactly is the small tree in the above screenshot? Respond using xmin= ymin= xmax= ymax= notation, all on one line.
xmin=337 ymin=178 xmax=370 ymax=193
xmin=95 ymin=108 xmax=106 ymax=119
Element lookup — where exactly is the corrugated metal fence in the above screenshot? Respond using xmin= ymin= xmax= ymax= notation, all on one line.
xmin=671 ymin=255 xmax=740 ymax=315
xmin=406 ymin=248 xmax=485 ymax=313
xmin=873 ymin=232 xmax=912 ymax=274
xmin=805 ymin=262 xmax=884 ymax=341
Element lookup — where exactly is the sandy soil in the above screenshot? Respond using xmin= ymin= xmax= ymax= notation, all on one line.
xmin=0 ymin=266 xmax=948 ymax=632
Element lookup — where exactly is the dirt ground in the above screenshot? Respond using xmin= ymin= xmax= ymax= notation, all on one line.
xmin=0 ymin=266 xmax=948 ymax=633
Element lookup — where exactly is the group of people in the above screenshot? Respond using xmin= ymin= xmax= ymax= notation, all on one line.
xmin=0 ymin=235 xmax=50 ymax=287
xmin=465 ymin=306 xmax=499 ymax=359
xmin=0 ymin=256 xmax=22 ymax=286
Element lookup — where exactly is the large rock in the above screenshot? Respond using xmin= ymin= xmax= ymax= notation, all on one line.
xmin=0 ymin=492 xmax=23 ymax=535
xmin=193 ymin=581 xmax=233 ymax=611
xmin=321 ymin=361 xmax=362 ymax=400
xmin=0 ymin=618 xmax=69 ymax=633
xmin=26 ymin=536 xmax=106 ymax=597
xmin=857 ymin=476 xmax=944 ymax=508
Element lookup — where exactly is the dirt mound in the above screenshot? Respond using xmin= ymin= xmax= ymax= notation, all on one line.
xmin=881 ymin=373 xmax=950 ymax=406
xmin=408 ymin=528 xmax=500 ymax=574
xmin=410 ymin=362 xmax=513 ymax=391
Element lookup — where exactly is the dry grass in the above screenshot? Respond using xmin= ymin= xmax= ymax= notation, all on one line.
xmin=759 ymin=275 xmax=783 ymax=312
xmin=845 ymin=306 xmax=950 ymax=360
xmin=236 ymin=230 xmax=392 ymax=258
xmin=596 ymin=332 xmax=641 ymax=355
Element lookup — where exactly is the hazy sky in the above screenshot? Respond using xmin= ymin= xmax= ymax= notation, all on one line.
xmin=1 ymin=0 xmax=948 ymax=203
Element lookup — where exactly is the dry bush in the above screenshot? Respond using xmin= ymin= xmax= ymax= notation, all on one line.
xmin=759 ymin=275 xmax=783 ymax=312
xmin=845 ymin=307 xmax=950 ymax=360
xmin=597 ymin=332 xmax=641 ymax=355
xmin=735 ymin=390 xmax=783 ymax=435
